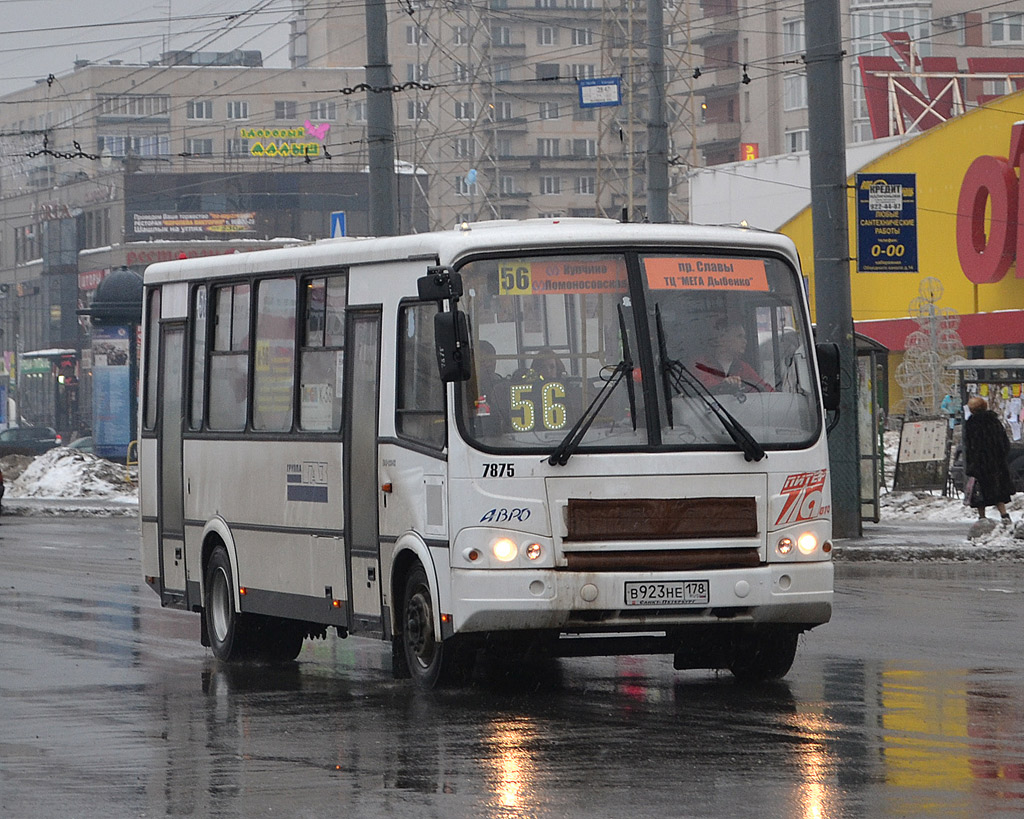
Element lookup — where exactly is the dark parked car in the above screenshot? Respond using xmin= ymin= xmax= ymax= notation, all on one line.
xmin=0 ymin=426 xmax=61 ymax=457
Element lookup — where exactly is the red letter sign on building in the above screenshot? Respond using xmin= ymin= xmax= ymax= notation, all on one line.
xmin=956 ymin=122 xmax=1024 ymax=283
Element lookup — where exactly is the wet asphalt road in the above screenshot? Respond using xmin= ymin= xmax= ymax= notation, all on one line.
xmin=2 ymin=517 xmax=1024 ymax=818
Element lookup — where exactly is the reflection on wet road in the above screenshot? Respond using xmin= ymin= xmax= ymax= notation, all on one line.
xmin=2 ymin=518 xmax=1024 ymax=817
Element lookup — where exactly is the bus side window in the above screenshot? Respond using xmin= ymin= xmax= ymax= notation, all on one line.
xmin=252 ymin=278 xmax=296 ymax=432
xmin=143 ymin=288 xmax=161 ymax=431
xmin=299 ymin=274 xmax=347 ymax=432
xmin=396 ymin=302 xmax=445 ymax=449
xmin=188 ymin=285 xmax=206 ymax=430
xmin=208 ymin=283 xmax=250 ymax=431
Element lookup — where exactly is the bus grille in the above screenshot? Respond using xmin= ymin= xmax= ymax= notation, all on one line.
xmin=564 ymin=548 xmax=761 ymax=572
xmin=564 ymin=497 xmax=757 ymax=541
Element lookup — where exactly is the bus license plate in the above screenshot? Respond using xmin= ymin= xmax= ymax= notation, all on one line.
xmin=624 ymin=580 xmax=710 ymax=607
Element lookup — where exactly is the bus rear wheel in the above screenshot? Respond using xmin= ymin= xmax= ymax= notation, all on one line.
xmin=204 ymin=546 xmax=255 ymax=662
xmin=401 ymin=565 xmax=466 ymax=689
xmin=728 ymin=627 xmax=799 ymax=683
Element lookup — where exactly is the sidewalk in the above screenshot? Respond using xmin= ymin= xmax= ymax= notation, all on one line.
xmin=2 ymin=496 xmax=138 ymax=517
xmin=834 ymin=518 xmax=1024 ymax=561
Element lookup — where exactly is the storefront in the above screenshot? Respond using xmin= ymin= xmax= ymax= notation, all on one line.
xmin=780 ymin=88 xmax=1024 ymax=412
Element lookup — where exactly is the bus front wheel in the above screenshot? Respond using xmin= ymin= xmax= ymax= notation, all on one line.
xmin=204 ymin=546 xmax=254 ymax=662
xmin=728 ymin=627 xmax=799 ymax=683
xmin=400 ymin=565 xmax=466 ymax=689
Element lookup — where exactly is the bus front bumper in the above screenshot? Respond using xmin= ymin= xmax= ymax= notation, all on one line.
xmin=447 ymin=561 xmax=833 ymax=634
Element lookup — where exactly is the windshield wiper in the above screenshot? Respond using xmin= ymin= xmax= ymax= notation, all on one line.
xmin=547 ymin=304 xmax=636 ymax=467
xmin=655 ymin=306 xmax=766 ymax=463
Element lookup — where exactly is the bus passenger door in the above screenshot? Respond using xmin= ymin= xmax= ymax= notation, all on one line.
xmin=344 ymin=309 xmax=383 ymax=634
xmin=157 ymin=324 xmax=187 ymax=604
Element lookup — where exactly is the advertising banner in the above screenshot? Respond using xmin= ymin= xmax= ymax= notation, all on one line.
xmin=856 ymin=173 xmax=918 ymax=273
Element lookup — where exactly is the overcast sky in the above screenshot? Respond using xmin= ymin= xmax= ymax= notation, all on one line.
xmin=0 ymin=0 xmax=292 ymax=96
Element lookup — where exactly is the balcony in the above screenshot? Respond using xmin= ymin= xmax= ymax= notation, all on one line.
xmin=696 ymin=120 xmax=740 ymax=150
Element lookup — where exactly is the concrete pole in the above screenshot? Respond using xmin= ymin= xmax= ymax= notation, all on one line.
xmin=646 ymin=0 xmax=669 ymax=222
xmin=804 ymin=0 xmax=861 ymax=537
xmin=365 ymin=0 xmax=397 ymax=236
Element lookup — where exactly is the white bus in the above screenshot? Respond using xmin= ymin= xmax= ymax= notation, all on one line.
xmin=139 ymin=219 xmax=839 ymax=688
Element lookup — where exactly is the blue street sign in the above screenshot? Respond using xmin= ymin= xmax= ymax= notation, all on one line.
xmin=331 ymin=211 xmax=347 ymax=238
xmin=578 ymin=77 xmax=622 ymax=109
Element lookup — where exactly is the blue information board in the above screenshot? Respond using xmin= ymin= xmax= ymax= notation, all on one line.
xmin=331 ymin=211 xmax=347 ymax=238
xmin=578 ymin=78 xmax=622 ymax=109
xmin=855 ymin=173 xmax=918 ymax=273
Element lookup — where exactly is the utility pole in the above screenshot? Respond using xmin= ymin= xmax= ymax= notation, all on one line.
xmin=365 ymin=0 xmax=397 ymax=236
xmin=646 ymin=0 xmax=669 ymax=222
xmin=805 ymin=0 xmax=861 ymax=537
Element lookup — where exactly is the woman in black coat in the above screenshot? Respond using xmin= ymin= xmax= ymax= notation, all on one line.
xmin=963 ymin=395 xmax=1014 ymax=523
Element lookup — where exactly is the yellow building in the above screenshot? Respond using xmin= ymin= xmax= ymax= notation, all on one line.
xmin=781 ymin=88 xmax=1024 ymax=405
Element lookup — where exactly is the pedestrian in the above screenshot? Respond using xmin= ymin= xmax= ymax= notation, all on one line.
xmin=963 ymin=395 xmax=1014 ymax=524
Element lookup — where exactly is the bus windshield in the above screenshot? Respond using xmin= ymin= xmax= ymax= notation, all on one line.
xmin=456 ymin=250 xmax=818 ymax=453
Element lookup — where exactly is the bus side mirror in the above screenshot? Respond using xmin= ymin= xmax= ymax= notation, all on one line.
xmin=417 ymin=268 xmax=463 ymax=301
xmin=434 ymin=310 xmax=472 ymax=382
xmin=815 ymin=341 xmax=841 ymax=411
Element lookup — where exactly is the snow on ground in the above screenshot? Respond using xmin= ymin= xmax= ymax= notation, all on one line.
xmin=1 ymin=447 xmax=137 ymax=502
xmin=878 ymin=429 xmax=1024 ymax=548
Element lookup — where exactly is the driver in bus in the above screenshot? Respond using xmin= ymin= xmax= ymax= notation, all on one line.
xmin=472 ymin=340 xmax=509 ymax=425
xmin=694 ymin=319 xmax=773 ymax=393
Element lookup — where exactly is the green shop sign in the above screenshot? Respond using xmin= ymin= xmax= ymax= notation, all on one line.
xmin=239 ymin=127 xmax=323 ymax=158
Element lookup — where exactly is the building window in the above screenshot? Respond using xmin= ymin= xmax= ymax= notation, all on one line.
xmin=492 ymin=100 xmax=513 ymax=120
xmin=454 ymin=62 xmax=469 ymax=82
xmin=227 ymin=138 xmax=250 ymax=156
xmin=352 ymin=100 xmax=367 ymax=123
xmin=785 ymin=129 xmax=809 ymax=153
xmin=537 ymin=63 xmax=560 ymax=80
xmin=407 ymin=101 xmax=430 ymax=120
xmin=275 ymin=100 xmax=297 ymax=120
xmin=576 ymin=175 xmax=595 ymax=194
xmin=492 ymin=26 xmax=512 ymax=46
xmin=540 ymin=176 xmax=561 ymax=194
xmin=500 ymin=175 xmax=516 ymax=194
xmin=454 ymin=100 xmax=475 ymax=120
xmin=571 ymin=28 xmax=594 ymax=46
xmin=566 ymin=0 xmax=593 ymax=8
xmin=537 ymin=138 xmax=560 ymax=157
xmin=539 ymin=101 xmax=560 ymax=120
xmin=226 ymin=101 xmax=249 ymax=120
xmin=98 ymin=133 xmax=170 ymax=157
xmin=783 ymin=74 xmax=807 ymax=110
xmin=569 ymin=63 xmax=596 ymax=79
xmin=453 ymin=137 xmax=476 ymax=158
xmin=537 ymin=0 xmax=556 ymax=6
xmin=455 ymin=175 xmax=478 ymax=196
xmin=991 ymin=13 xmax=1024 ymax=43
xmin=310 ymin=101 xmax=337 ymax=120
xmin=573 ymin=107 xmax=596 ymax=121
xmin=494 ymin=63 xmax=511 ymax=83
xmin=572 ymin=138 xmax=596 ymax=156
xmin=783 ymin=18 xmax=805 ymax=54
xmin=539 ymin=26 xmax=557 ymax=45
xmin=185 ymin=138 xmax=213 ymax=156
xmin=187 ymin=100 xmax=213 ymax=120
xmin=97 ymin=94 xmax=169 ymax=118
xmin=406 ymin=25 xmax=424 ymax=45
xmin=406 ymin=63 xmax=429 ymax=82
xmin=454 ymin=26 xmax=468 ymax=45
xmin=497 ymin=136 xmax=513 ymax=157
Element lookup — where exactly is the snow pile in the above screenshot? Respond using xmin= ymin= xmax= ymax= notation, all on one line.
xmin=5 ymin=447 xmax=137 ymax=501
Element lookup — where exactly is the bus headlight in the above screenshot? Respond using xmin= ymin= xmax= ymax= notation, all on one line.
xmin=492 ymin=537 xmax=518 ymax=562
xmin=797 ymin=532 xmax=818 ymax=555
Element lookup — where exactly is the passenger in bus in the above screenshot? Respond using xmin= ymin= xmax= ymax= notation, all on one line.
xmin=473 ymin=340 xmax=509 ymax=425
xmin=530 ymin=348 xmax=567 ymax=381
xmin=694 ymin=320 xmax=773 ymax=393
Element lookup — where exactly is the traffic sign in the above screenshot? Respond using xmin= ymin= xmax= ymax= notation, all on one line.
xmin=330 ymin=211 xmax=347 ymax=238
